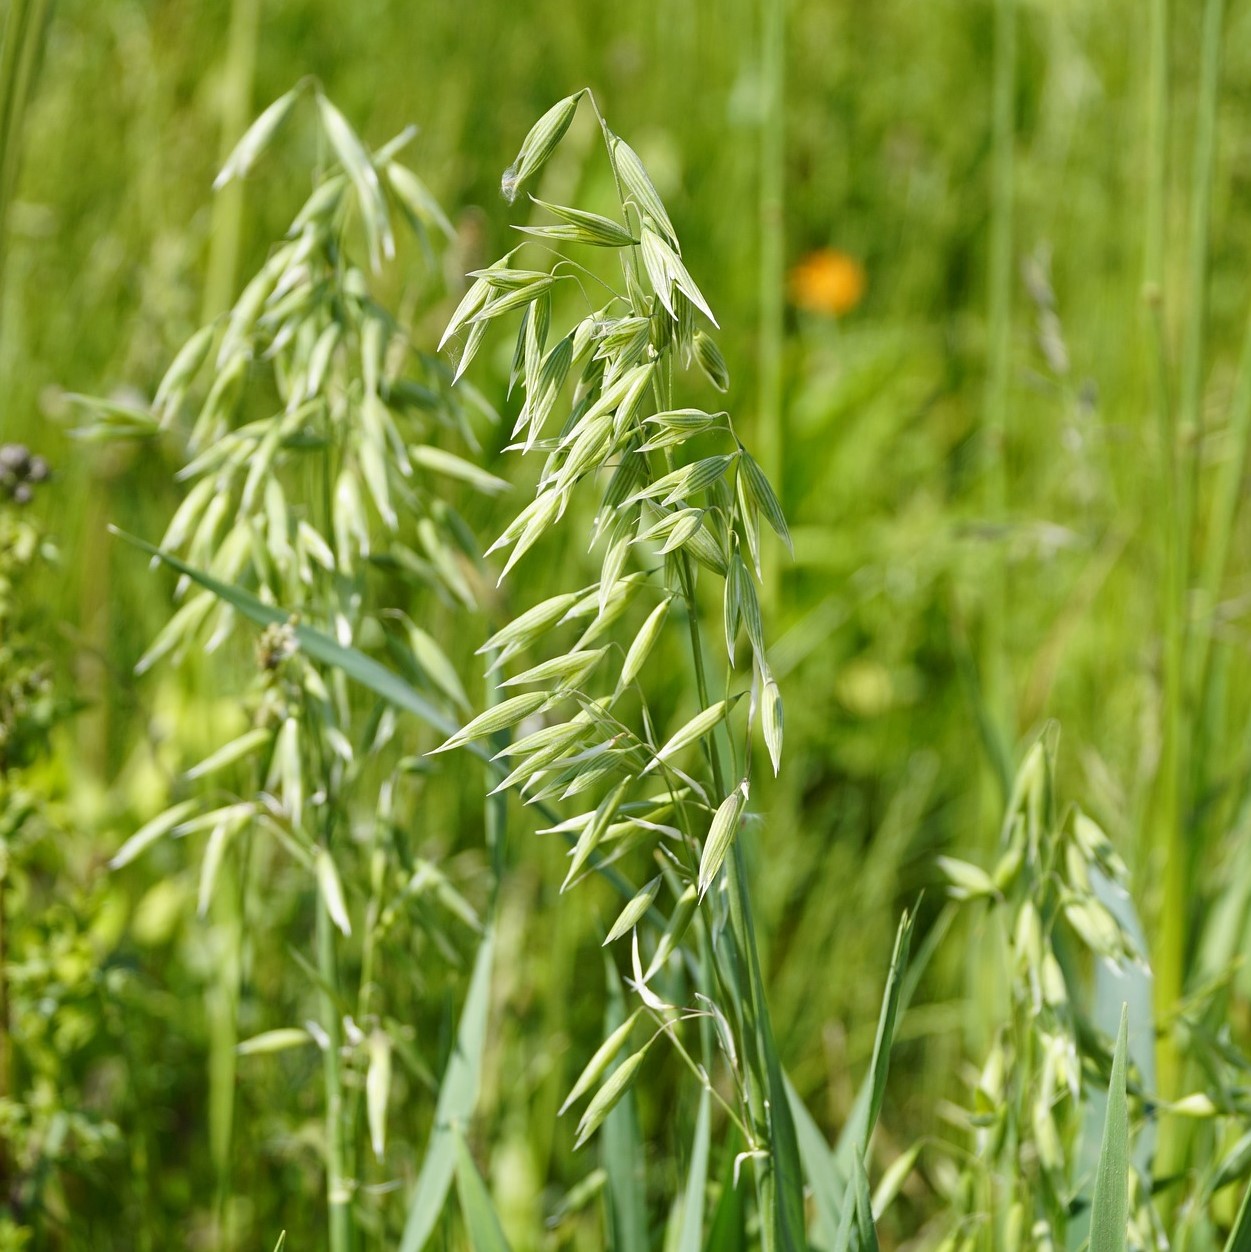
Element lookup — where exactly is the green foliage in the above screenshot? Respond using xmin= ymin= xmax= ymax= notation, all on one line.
xmin=928 ymin=740 xmax=1251 ymax=1250
xmin=5 ymin=3 xmax=1251 ymax=1249
xmin=447 ymin=91 xmax=812 ymax=1248
xmin=98 ymin=91 xmax=499 ymax=1249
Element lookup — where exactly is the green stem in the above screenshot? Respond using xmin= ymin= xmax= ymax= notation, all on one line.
xmin=317 ymin=886 xmax=352 ymax=1252
xmin=1143 ymin=0 xmax=1168 ymax=296
xmin=342 ymin=820 xmax=385 ymax=1196
xmin=1177 ymin=0 xmax=1222 ymax=479
xmin=757 ymin=0 xmax=785 ymax=615
xmin=1194 ymin=306 xmax=1251 ymax=721
xmin=1178 ymin=0 xmax=1225 ymax=712
xmin=1178 ymin=0 xmax=1224 ymax=713
xmin=678 ymin=554 xmax=803 ymax=1251
xmin=0 ymin=0 xmax=51 ymax=333
xmin=201 ymin=0 xmax=261 ymax=321
xmin=207 ymin=868 xmax=242 ymax=1251
xmin=1141 ymin=0 xmax=1176 ymax=1083
xmin=1149 ymin=294 xmax=1185 ymax=1103
xmin=0 ymin=784 xmax=10 ymax=1167
xmin=1156 ymin=0 xmax=1224 ymax=1117
xmin=314 ymin=404 xmax=351 ymax=1252
xmin=981 ymin=0 xmax=1016 ymax=784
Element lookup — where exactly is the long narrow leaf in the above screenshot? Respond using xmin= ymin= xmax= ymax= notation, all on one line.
xmin=600 ymin=974 xmax=648 ymax=1251
xmin=399 ymin=929 xmax=497 ymax=1252
xmin=785 ymin=1074 xmax=845 ymax=1249
xmin=672 ymin=1090 xmax=711 ymax=1251
xmin=453 ymin=1130 xmax=513 ymax=1252
xmin=1225 ymin=1178 xmax=1251 ymax=1252
xmin=1089 ymin=1004 xmax=1131 ymax=1252
xmin=834 ymin=909 xmax=913 ymax=1167
xmin=112 ymin=530 xmax=460 ymax=740
xmin=851 ymin=1152 xmax=879 ymax=1252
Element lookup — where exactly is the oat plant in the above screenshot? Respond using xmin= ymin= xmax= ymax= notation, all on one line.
xmin=99 ymin=85 xmax=499 ymax=1250
xmin=436 ymin=91 xmax=825 ymax=1249
xmin=933 ymin=736 xmax=1251 ymax=1251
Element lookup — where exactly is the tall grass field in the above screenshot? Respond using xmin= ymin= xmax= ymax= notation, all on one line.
xmin=4 ymin=1 xmax=1251 ymax=1249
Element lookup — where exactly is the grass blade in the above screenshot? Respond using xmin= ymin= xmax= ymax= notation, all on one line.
xmin=852 ymin=1151 xmax=879 ymax=1252
xmin=399 ymin=928 xmax=497 ymax=1252
xmin=1090 ymin=1004 xmax=1130 ymax=1252
xmin=1225 ymin=1179 xmax=1251 ymax=1252
xmin=785 ymin=1074 xmax=844 ymax=1249
xmin=598 ymin=976 xmax=647 ymax=1252
xmin=453 ymin=1129 xmax=513 ymax=1252
xmin=112 ymin=529 xmax=460 ymax=739
xmin=673 ymin=1090 xmax=711 ymax=1252
xmin=834 ymin=909 xmax=914 ymax=1163
xmin=831 ymin=1170 xmax=857 ymax=1252
xmin=705 ymin=1151 xmax=746 ymax=1252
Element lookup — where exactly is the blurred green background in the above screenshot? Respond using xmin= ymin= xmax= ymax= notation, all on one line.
xmin=6 ymin=0 xmax=1251 ymax=1245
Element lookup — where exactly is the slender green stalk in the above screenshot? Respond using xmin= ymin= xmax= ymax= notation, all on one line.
xmin=1140 ymin=0 xmax=1181 ymax=1100
xmin=317 ymin=884 xmax=352 ymax=1252
xmin=201 ymin=0 xmax=261 ymax=322
xmin=678 ymin=556 xmax=803 ymax=1251
xmin=1178 ymin=0 xmax=1223 ymax=476
xmin=1156 ymin=0 xmax=1223 ymax=1107
xmin=1194 ymin=306 xmax=1251 ymax=713
xmin=1179 ymin=0 xmax=1226 ymax=715
xmin=757 ymin=0 xmax=785 ymax=614
xmin=1151 ymin=354 xmax=1188 ymax=1116
xmin=980 ymin=0 xmax=1016 ymax=803
xmin=207 ymin=874 xmax=242 ymax=1250
xmin=1143 ymin=0 xmax=1168 ymax=296
xmin=0 ymin=0 xmax=51 ymax=330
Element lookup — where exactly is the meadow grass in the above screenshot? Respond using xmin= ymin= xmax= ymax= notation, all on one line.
xmin=4 ymin=2 xmax=1251 ymax=1248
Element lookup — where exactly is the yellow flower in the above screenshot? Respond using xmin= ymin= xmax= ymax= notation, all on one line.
xmin=787 ymin=247 xmax=866 ymax=316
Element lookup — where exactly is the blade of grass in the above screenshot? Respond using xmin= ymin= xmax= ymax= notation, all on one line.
xmin=980 ymin=0 xmax=1017 ymax=759
xmin=0 ymin=0 xmax=51 ymax=335
xmin=201 ymin=0 xmax=261 ymax=321
xmin=1157 ymin=0 xmax=1225 ymax=1120
xmin=112 ymin=528 xmax=460 ymax=737
xmin=1090 ymin=1004 xmax=1131 ymax=1252
xmin=851 ymin=1151 xmax=879 ymax=1252
xmin=399 ymin=927 xmax=497 ymax=1252
xmin=453 ymin=1129 xmax=513 ymax=1252
xmin=705 ymin=1150 xmax=747 ymax=1252
xmin=784 ymin=1073 xmax=844 ymax=1249
xmin=673 ymin=1089 xmax=711 ymax=1252
xmin=756 ymin=0 xmax=785 ymax=614
xmin=834 ymin=909 xmax=914 ymax=1165
xmin=317 ymin=872 xmax=351 ymax=1252
xmin=601 ymin=970 xmax=647 ymax=1252
xmin=1193 ymin=301 xmax=1251 ymax=711
xmin=1225 ymin=1179 xmax=1251 ymax=1252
